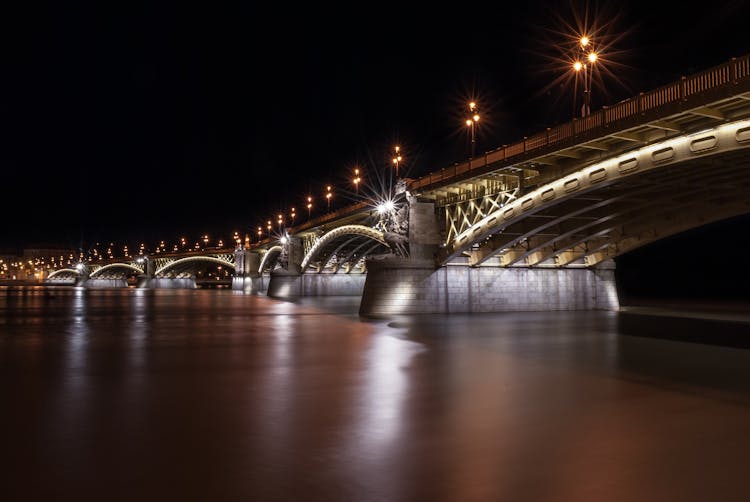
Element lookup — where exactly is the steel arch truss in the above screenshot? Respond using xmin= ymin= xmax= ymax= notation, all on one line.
xmin=259 ymin=246 xmax=282 ymax=274
xmin=439 ymin=119 xmax=750 ymax=268
xmin=437 ymin=176 xmax=520 ymax=245
xmin=154 ymin=254 xmax=234 ymax=277
xmin=89 ymin=262 xmax=144 ymax=279
xmin=47 ymin=268 xmax=81 ymax=279
xmin=301 ymin=225 xmax=388 ymax=273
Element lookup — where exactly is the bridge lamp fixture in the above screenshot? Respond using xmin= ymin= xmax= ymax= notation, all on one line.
xmin=267 ymin=220 xmax=272 ymax=237
xmin=75 ymin=263 xmax=84 ymax=272
xmin=392 ymin=146 xmax=402 ymax=178
xmin=290 ymin=207 xmax=296 ymax=225
xmin=572 ymin=35 xmax=598 ymax=117
xmin=280 ymin=235 xmax=288 ymax=245
xmin=353 ymin=167 xmax=361 ymax=195
xmin=307 ymin=196 xmax=313 ymax=219
xmin=326 ymin=185 xmax=332 ymax=211
xmin=466 ymin=102 xmax=480 ymax=159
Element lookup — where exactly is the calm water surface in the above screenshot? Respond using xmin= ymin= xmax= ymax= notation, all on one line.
xmin=2 ymin=286 xmax=750 ymax=501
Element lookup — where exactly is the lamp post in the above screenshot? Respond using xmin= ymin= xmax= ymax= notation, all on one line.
xmin=326 ymin=185 xmax=332 ymax=212
xmin=307 ymin=196 xmax=313 ymax=220
xmin=290 ymin=207 xmax=296 ymax=226
xmin=392 ymin=146 xmax=402 ymax=178
xmin=257 ymin=226 xmax=262 ymax=241
xmin=573 ymin=35 xmax=597 ymax=117
xmin=353 ymin=167 xmax=361 ymax=195
xmin=466 ymin=101 xmax=480 ymax=159
xmin=267 ymin=220 xmax=272 ymax=238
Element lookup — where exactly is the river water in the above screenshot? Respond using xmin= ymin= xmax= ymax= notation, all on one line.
xmin=2 ymin=286 xmax=750 ymax=501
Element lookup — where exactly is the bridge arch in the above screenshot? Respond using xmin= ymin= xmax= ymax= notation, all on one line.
xmin=301 ymin=225 xmax=386 ymax=273
xmin=89 ymin=263 xmax=143 ymax=278
xmin=154 ymin=256 xmax=234 ymax=277
xmin=440 ymin=119 xmax=750 ymax=267
xmin=258 ymin=246 xmax=283 ymax=274
xmin=47 ymin=268 xmax=81 ymax=279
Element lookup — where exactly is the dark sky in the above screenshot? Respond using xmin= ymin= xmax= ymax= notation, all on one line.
xmin=3 ymin=0 xmax=750 ymax=294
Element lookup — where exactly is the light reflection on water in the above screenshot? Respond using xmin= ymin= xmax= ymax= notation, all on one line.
xmin=1 ymin=286 xmax=750 ymax=501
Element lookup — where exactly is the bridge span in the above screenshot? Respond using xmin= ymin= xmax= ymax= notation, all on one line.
xmin=47 ymin=54 xmax=750 ymax=316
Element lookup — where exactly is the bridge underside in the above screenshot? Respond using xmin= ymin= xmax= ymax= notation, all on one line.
xmin=449 ymin=148 xmax=750 ymax=269
xmin=303 ymin=230 xmax=390 ymax=273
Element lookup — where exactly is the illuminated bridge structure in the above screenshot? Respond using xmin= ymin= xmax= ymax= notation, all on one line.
xmin=47 ymin=54 xmax=750 ymax=316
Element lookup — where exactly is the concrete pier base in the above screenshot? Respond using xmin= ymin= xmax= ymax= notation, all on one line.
xmin=359 ymin=256 xmax=619 ymax=317
xmin=138 ymin=277 xmax=197 ymax=289
xmin=84 ymin=278 xmax=128 ymax=288
xmin=232 ymin=276 xmax=265 ymax=294
xmin=267 ymin=270 xmax=367 ymax=299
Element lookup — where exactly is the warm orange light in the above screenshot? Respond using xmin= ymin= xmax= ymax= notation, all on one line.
xmin=573 ymin=61 xmax=583 ymax=71
xmin=587 ymin=52 xmax=598 ymax=63
xmin=466 ymin=119 xmax=473 ymax=126
xmin=580 ymin=36 xmax=589 ymax=47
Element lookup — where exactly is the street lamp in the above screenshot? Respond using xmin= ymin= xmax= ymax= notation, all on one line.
xmin=290 ymin=207 xmax=296 ymax=226
xmin=267 ymin=220 xmax=272 ymax=238
xmin=257 ymin=226 xmax=262 ymax=241
xmin=573 ymin=35 xmax=598 ymax=117
xmin=466 ymin=101 xmax=480 ymax=159
xmin=307 ymin=196 xmax=313 ymax=220
xmin=326 ymin=185 xmax=332 ymax=212
xmin=353 ymin=167 xmax=361 ymax=195
xmin=392 ymin=146 xmax=402 ymax=178
xmin=277 ymin=214 xmax=283 ymax=233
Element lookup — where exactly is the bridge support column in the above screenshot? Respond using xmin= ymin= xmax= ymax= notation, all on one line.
xmin=267 ymin=271 xmax=367 ymax=298
xmin=266 ymin=234 xmax=307 ymax=298
xmin=149 ymin=277 xmax=197 ymax=289
xmin=407 ymin=195 xmax=441 ymax=260
xmin=74 ymin=267 xmax=89 ymax=287
xmin=232 ymin=249 xmax=263 ymax=293
xmin=136 ymin=258 xmax=155 ymax=288
xmin=85 ymin=278 xmax=128 ymax=288
xmin=359 ymin=257 xmax=619 ymax=317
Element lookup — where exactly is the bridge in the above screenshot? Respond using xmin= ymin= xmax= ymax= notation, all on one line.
xmin=47 ymin=54 xmax=750 ymax=316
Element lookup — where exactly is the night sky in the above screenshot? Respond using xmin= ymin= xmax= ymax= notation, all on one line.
xmin=4 ymin=1 xmax=750 ymax=297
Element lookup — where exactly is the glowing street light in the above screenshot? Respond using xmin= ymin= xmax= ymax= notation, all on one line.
xmin=392 ymin=146 xmax=402 ymax=178
xmin=353 ymin=167 xmax=361 ymax=195
xmin=572 ymin=35 xmax=598 ymax=117
xmin=326 ymin=185 xmax=332 ymax=212
xmin=267 ymin=220 xmax=272 ymax=237
xmin=466 ymin=101 xmax=480 ymax=159
xmin=290 ymin=207 xmax=296 ymax=226
xmin=277 ymin=214 xmax=283 ymax=233
xmin=306 ymin=196 xmax=313 ymax=220
xmin=257 ymin=226 xmax=263 ymax=240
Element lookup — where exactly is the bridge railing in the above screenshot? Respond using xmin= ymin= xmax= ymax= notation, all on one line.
xmin=409 ymin=54 xmax=750 ymax=191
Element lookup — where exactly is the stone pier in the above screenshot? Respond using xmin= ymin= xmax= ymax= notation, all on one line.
xmin=359 ymin=257 xmax=619 ymax=317
xmin=267 ymin=270 xmax=366 ymax=298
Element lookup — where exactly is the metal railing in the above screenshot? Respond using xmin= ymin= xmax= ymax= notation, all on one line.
xmin=410 ymin=54 xmax=750 ymax=191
